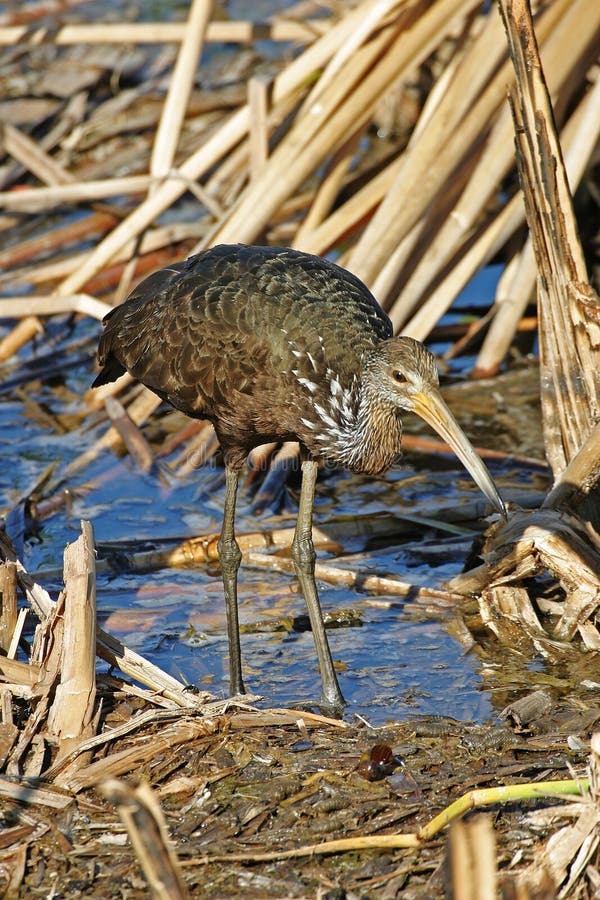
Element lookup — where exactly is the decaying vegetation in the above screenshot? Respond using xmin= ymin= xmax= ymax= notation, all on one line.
xmin=1 ymin=0 xmax=600 ymax=895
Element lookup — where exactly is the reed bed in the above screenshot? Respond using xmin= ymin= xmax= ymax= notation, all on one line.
xmin=1 ymin=0 xmax=600 ymax=895
xmin=1 ymin=0 xmax=597 ymax=350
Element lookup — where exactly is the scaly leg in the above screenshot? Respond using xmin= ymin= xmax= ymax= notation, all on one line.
xmin=218 ymin=465 xmax=245 ymax=695
xmin=291 ymin=458 xmax=344 ymax=710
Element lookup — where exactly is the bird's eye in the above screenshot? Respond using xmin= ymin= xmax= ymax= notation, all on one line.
xmin=393 ymin=370 xmax=407 ymax=383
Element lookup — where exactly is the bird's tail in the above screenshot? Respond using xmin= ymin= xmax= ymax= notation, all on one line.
xmin=91 ymin=355 xmax=127 ymax=388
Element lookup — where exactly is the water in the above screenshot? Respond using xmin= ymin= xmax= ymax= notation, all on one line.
xmin=0 ymin=4 xmax=546 ymax=724
xmin=0 ymin=299 xmax=545 ymax=724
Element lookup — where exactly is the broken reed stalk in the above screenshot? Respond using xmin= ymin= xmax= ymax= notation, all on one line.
xmin=0 ymin=779 xmax=72 ymax=810
xmin=245 ymin=550 xmax=466 ymax=605
xmin=0 ymin=318 xmax=43 ymax=363
xmin=293 ymin=127 xmax=364 ymax=244
xmin=297 ymin=152 xmax=404 ymax=256
xmin=295 ymin=3 xmax=401 ymax=139
xmin=0 ymin=175 xmax=152 ymax=211
xmin=104 ymin=396 xmax=155 ymax=473
xmin=47 ymin=521 xmax=96 ymax=746
xmin=0 ymin=91 xmax=87 ymax=194
xmin=59 ymin=718 xmax=218 ymax=793
xmin=543 ymin=422 xmax=600 ymax=513
xmin=1 ymin=122 xmax=76 ymax=187
xmin=101 ymin=780 xmax=191 ymax=900
xmin=248 ymin=75 xmax=270 ymax=180
xmin=110 ymin=0 xmax=214 ymax=307
xmin=0 ymin=18 xmax=332 ymax=47
xmin=302 ymin=6 xmax=516 ymax=264
xmin=94 ymin=628 xmax=202 ymax=709
xmin=448 ymin=816 xmax=497 ymax=900
xmin=0 ymin=116 xmax=98 ymax=358
xmin=3 ymin=222 xmax=206 ymax=291
xmin=207 ymin=13 xmax=409 ymax=240
xmin=0 ymin=561 xmax=17 ymax=654
xmin=0 ymin=531 xmax=201 ymax=709
xmin=0 ymin=295 xmax=111 ymax=320
xmin=370 ymin=6 xmax=512 ymax=310
xmin=499 ymin=0 xmax=600 ymax=481
xmin=63 ymin=388 xmax=162 ymax=481
xmin=150 ymin=0 xmax=213 ymax=186
xmin=474 ymin=17 xmax=600 ymax=375
xmin=403 ymin=193 xmax=524 ymax=342
xmin=449 ymin=508 xmax=600 ymax=646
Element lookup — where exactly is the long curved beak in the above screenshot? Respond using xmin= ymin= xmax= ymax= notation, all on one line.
xmin=412 ymin=389 xmax=506 ymax=517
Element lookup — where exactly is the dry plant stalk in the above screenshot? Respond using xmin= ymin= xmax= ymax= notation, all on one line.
xmin=499 ymin=0 xmax=600 ymax=480
xmin=0 ymin=561 xmax=17 ymax=653
xmin=0 ymin=175 xmax=152 ymax=211
xmin=94 ymin=628 xmax=204 ymax=709
xmin=349 ymin=0 xmax=594 ymax=302
xmin=1 ymin=122 xmax=76 ymax=187
xmin=401 ymin=0 xmax=600 ymax=342
xmin=248 ymin=75 xmax=270 ymax=181
xmin=0 ymin=18 xmax=331 ymax=47
xmin=0 ymin=295 xmax=112 ymax=320
xmin=149 ymin=0 xmax=213 ymax=186
xmin=104 ymin=396 xmax=155 ymax=473
xmin=448 ymin=815 xmax=497 ymax=900
xmin=0 ymin=778 xmax=73 ymax=809
xmin=47 ymin=521 xmax=97 ymax=747
xmin=0 ymin=530 xmax=206 ymax=711
xmin=246 ymin=549 xmax=464 ymax=605
xmin=475 ymin=73 xmax=600 ymax=375
xmin=449 ymin=509 xmax=600 ymax=645
xmin=63 ymin=388 xmax=162 ymax=481
xmin=101 ymin=779 xmax=191 ymax=899
xmin=60 ymin=717 xmax=217 ymax=793
xmin=34 ymin=525 xmax=339 ymax=582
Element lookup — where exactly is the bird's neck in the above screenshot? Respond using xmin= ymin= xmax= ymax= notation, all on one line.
xmin=324 ymin=376 xmax=403 ymax=476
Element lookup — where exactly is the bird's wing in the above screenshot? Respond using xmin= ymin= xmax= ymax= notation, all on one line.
xmin=95 ymin=265 xmax=275 ymax=417
xmin=94 ymin=244 xmax=392 ymax=417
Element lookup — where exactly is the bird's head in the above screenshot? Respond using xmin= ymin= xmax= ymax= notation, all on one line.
xmin=364 ymin=336 xmax=440 ymax=411
xmin=365 ymin=336 xmax=506 ymax=517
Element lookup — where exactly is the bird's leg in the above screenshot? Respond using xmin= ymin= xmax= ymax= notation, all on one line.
xmin=292 ymin=458 xmax=345 ymax=710
xmin=218 ymin=465 xmax=245 ymax=696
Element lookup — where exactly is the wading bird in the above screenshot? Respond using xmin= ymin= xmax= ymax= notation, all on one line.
xmin=93 ymin=244 xmax=505 ymax=709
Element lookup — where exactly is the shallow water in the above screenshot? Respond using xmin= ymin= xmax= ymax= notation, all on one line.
xmin=0 ymin=2 xmax=547 ymax=724
xmin=0 ymin=299 xmax=546 ymax=724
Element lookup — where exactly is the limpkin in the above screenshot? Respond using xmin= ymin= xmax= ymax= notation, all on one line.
xmin=93 ymin=244 xmax=505 ymax=709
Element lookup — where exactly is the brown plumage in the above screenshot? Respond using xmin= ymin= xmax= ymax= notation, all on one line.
xmin=94 ymin=244 xmax=505 ymax=708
